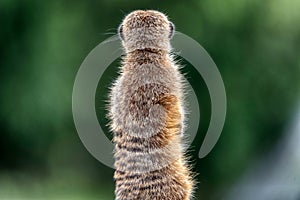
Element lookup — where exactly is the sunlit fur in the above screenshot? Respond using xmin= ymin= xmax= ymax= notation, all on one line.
xmin=108 ymin=10 xmax=194 ymax=200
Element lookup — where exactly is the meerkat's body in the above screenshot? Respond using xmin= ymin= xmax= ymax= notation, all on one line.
xmin=108 ymin=10 xmax=194 ymax=200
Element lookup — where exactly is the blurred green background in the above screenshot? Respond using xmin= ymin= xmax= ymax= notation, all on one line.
xmin=1 ymin=0 xmax=300 ymax=199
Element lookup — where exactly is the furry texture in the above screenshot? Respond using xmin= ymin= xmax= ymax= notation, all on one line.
xmin=108 ymin=10 xmax=194 ymax=200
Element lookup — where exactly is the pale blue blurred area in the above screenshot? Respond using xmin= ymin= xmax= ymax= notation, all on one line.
xmin=223 ymin=104 xmax=300 ymax=200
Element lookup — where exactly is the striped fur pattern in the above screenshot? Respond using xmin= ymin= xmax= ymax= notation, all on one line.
xmin=108 ymin=10 xmax=194 ymax=200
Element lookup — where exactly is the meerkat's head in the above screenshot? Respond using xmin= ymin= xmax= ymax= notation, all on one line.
xmin=118 ymin=10 xmax=175 ymax=53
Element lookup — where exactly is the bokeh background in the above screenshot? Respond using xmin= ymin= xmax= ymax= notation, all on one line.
xmin=1 ymin=0 xmax=300 ymax=199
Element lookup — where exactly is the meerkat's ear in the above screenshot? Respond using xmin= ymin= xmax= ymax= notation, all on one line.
xmin=169 ymin=22 xmax=175 ymax=39
xmin=118 ymin=24 xmax=124 ymax=41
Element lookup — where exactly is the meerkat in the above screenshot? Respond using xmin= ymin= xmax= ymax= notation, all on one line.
xmin=108 ymin=10 xmax=194 ymax=200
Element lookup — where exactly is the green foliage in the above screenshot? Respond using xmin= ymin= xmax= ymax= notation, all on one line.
xmin=0 ymin=0 xmax=299 ymax=199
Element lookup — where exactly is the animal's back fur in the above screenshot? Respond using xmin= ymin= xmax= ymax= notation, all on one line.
xmin=108 ymin=10 xmax=194 ymax=200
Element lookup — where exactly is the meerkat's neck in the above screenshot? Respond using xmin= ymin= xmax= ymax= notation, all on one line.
xmin=124 ymin=48 xmax=170 ymax=66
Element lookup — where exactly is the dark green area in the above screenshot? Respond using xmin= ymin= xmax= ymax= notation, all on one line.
xmin=1 ymin=0 xmax=300 ymax=199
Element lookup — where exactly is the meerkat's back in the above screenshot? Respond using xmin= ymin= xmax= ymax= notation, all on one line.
xmin=108 ymin=10 xmax=194 ymax=200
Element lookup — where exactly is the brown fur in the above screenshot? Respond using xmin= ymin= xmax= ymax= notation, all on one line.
xmin=108 ymin=10 xmax=194 ymax=200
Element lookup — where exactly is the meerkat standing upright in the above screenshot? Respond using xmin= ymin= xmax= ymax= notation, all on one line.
xmin=108 ymin=10 xmax=194 ymax=200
